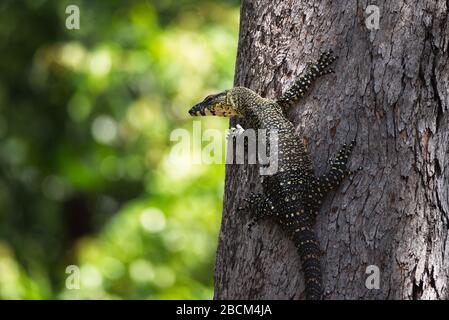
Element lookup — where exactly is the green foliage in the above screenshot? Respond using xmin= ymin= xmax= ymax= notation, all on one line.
xmin=0 ymin=0 xmax=239 ymax=299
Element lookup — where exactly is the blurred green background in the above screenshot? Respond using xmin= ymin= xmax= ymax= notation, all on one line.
xmin=0 ymin=0 xmax=239 ymax=299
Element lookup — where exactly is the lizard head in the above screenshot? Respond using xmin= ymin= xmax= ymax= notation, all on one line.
xmin=188 ymin=90 xmax=240 ymax=117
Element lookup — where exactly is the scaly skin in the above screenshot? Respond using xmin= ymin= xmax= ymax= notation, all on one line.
xmin=189 ymin=50 xmax=361 ymax=300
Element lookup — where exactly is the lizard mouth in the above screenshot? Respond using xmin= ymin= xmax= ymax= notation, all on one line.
xmin=188 ymin=102 xmax=238 ymax=117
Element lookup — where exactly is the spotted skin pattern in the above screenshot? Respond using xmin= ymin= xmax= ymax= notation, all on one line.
xmin=277 ymin=50 xmax=337 ymax=110
xmin=189 ymin=50 xmax=361 ymax=300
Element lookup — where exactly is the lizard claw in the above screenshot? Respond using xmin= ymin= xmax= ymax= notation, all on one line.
xmin=246 ymin=219 xmax=256 ymax=232
xmin=226 ymin=124 xmax=245 ymax=140
xmin=348 ymin=166 xmax=363 ymax=180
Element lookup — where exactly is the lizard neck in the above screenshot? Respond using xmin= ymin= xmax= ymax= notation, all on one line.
xmin=231 ymin=87 xmax=291 ymax=129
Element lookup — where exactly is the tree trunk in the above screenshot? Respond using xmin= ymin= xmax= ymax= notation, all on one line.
xmin=214 ymin=0 xmax=449 ymax=300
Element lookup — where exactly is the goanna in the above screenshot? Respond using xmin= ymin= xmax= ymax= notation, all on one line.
xmin=188 ymin=50 xmax=361 ymax=300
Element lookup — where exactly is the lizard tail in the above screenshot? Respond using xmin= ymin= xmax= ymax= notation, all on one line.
xmin=292 ymin=227 xmax=323 ymax=300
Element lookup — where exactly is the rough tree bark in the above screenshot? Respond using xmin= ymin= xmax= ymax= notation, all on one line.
xmin=214 ymin=0 xmax=449 ymax=299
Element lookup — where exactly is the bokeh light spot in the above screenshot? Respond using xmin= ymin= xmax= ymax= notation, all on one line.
xmin=103 ymin=257 xmax=125 ymax=280
xmin=67 ymin=94 xmax=91 ymax=122
xmin=153 ymin=267 xmax=175 ymax=288
xmin=92 ymin=115 xmax=118 ymax=145
xmin=81 ymin=265 xmax=103 ymax=289
xmin=140 ymin=208 xmax=166 ymax=233
xmin=59 ymin=42 xmax=86 ymax=71
xmin=88 ymin=50 xmax=112 ymax=77
xmin=129 ymin=259 xmax=154 ymax=283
